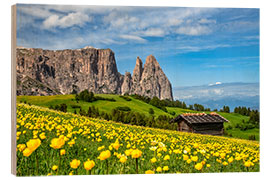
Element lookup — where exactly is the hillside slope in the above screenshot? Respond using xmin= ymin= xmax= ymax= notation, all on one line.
xmin=17 ymin=94 xmax=259 ymax=140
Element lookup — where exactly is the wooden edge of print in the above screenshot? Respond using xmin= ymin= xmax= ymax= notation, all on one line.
xmin=11 ymin=4 xmax=17 ymax=176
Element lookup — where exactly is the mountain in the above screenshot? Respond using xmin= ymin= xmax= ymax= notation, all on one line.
xmin=173 ymin=82 xmax=259 ymax=110
xmin=16 ymin=46 xmax=173 ymax=100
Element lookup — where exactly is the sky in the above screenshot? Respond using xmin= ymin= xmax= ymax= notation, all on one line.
xmin=16 ymin=4 xmax=260 ymax=87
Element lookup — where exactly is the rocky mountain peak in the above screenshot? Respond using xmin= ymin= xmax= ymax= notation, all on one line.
xmin=145 ymin=54 xmax=159 ymax=67
xmin=16 ymin=46 xmax=173 ymax=100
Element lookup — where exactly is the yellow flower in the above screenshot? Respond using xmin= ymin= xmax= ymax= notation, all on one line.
xmin=163 ymin=166 xmax=169 ymax=171
xmin=193 ymin=143 xmax=199 ymax=148
xmin=156 ymin=167 xmax=162 ymax=172
xmin=98 ymin=150 xmax=111 ymax=160
xmin=39 ymin=133 xmax=46 ymax=140
xmin=206 ymin=164 xmax=211 ymax=168
xmin=23 ymin=148 xmax=32 ymax=157
xmin=112 ymin=141 xmax=120 ymax=150
xmin=244 ymin=161 xmax=251 ymax=167
xmin=187 ymin=159 xmax=192 ymax=164
xmin=145 ymin=170 xmax=155 ymax=174
xmin=17 ymin=144 xmax=26 ymax=152
xmin=69 ymin=171 xmax=73 ymax=175
xmin=220 ymin=153 xmax=226 ymax=159
xmin=183 ymin=155 xmax=189 ymax=161
xmin=17 ymin=132 xmax=21 ymax=136
xmin=60 ymin=149 xmax=66 ymax=155
xmin=50 ymin=137 xmax=65 ymax=149
xmin=119 ymin=155 xmax=128 ymax=163
xmin=228 ymin=157 xmax=234 ymax=163
xmin=151 ymin=157 xmax=157 ymax=163
xmin=98 ymin=145 xmax=105 ymax=151
xmin=131 ymin=149 xmax=142 ymax=159
xmin=223 ymin=161 xmax=228 ymax=166
xmin=70 ymin=159 xmax=81 ymax=169
xmin=164 ymin=155 xmax=170 ymax=160
xmin=191 ymin=156 xmax=198 ymax=162
xmin=195 ymin=163 xmax=203 ymax=170
xmin=84 ymin=159 xmax=95 ymax=170
xmin=26 ymin=138 xmax=41 ymax=152
xmin=125 ymin=149 xmax=133 ymax=156
xmin=52 ymin=165 xmax=58 ymax=171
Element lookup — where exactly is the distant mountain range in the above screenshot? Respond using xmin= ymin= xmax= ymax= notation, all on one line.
xmin=173 ymin=82 xmax=259 ymax=111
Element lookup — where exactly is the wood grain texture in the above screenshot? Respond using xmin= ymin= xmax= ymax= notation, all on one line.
xmin=11 ymin=4 xmax=17 ymax=176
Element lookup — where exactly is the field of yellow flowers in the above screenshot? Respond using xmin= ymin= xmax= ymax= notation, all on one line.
xmin=16 ymin=103 xmax=260 ymax=176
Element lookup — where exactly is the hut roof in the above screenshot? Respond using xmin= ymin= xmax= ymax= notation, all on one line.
xmin=170 ymin=112 xmax=229 ymax=124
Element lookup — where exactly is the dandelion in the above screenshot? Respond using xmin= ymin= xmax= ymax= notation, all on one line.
xmin=223 ymin=161 xmax=228 ymax=166
xmin=156 ymin=167 xmax=162 ymax=172
xmin=119 ymin=155 xmax=128 ymax=163
xmin=39 ymin=132 xmax=46 ymax=140
xmin=84 ymin=159 xmax=95 ymax=174
xmin=50 ymin=137 xmax=65 ymax=149
xmin=228 ymin=157 xmax=234 ymax=163
xmin=131 ymin=149 xmax=142 ymax=173
xmin=52 ymin=165 xmax=58 ymax=171
xmin=244 ymin=161 xmax=252 ymax=167
xmin=60 ymin=149 xmax=66 ymax=156
xmin=112 ymin=141 xmax=120 ymax=150
xmin=17 ymin=144 xmax=26 ymax=152
xmin=23 ymin=148 xmax=32 ymax=157
xmin=191 ymin=156 xmax=198 ymax=162
xmin=151 ymin=157 xmax=157 ymax=163
xmin=131 ymin=149 xmax=142 ymax=159
xmin=163 ymin=166 xmax=169 ymax=171
xmin=195 ymin=162 xmax=203 ymax=171
xmin=125 ymin=149 xmax=133 ymax=156
xmin=98 ymin=150 xmax=111 ymax=160
xmin=183 ymin=155 xmax=189 ymax=161
xmin=70 ymin=159 xmax=81 ymax=169
xmin=145 ymin=170 xmax=155 ymax=174
xmin=164 ymin=155 xmax=170 ymax=160
xmin=26 ymin=138 xmax=41 ymax=152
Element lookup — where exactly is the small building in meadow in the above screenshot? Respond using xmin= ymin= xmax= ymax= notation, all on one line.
xmin=170 ymin=112 xmax=229 ymax=136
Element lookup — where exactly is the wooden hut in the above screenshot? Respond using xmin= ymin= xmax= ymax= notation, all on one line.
xmin=170 ymin=112 xmax=229 ymax=136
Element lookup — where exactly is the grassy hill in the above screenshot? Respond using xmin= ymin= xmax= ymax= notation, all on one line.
xmin=17 ymin=94 xmax=259 ymax=141
xmin=16 ymin=103 xmax=259 ymax=175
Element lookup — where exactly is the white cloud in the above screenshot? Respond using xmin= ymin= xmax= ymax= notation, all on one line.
xmin=119 ymin=35 xmax=147 ymax=43
xmin=176 ymin=25 xmax=212 ymax=36
xmin=137 ymin=28 xmax=166 ymax=37
xmin=43 ymin=12 xmax=91 ymax=29
xmin=212 ymin=88 xmax=224 ymax=95
xmin=199 ymin=18 xmax=216 ymax=24
xmin=167 ymin=19 xmax=184 ymax=26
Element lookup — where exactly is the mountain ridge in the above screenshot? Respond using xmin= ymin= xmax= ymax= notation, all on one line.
xmin=16 ymin=46 xmax=173 ymax=100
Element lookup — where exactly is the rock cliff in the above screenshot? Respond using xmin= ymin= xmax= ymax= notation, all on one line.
xmin=16 ymin=46 xmax=173 ymax=100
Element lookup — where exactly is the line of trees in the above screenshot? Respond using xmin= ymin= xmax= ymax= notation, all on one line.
xmin=74 ymin=105 xmax=177 ymax=131
xmin=75 ymin=90 xmax=116 ymax=103
xmin=130 ymin=94 xmax=211 ymax=113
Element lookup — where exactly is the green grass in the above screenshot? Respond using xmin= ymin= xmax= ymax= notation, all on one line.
xmin=17 ymin=94 xmax=168 ymax=117
xmin=17 ymin=94 xmax=259 ymax=141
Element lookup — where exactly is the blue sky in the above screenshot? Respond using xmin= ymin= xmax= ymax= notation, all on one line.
xmin=16 ymin=4 xmax=259 ymax=87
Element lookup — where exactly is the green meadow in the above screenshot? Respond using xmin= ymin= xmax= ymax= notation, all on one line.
xmin=17 ymin=94 xmax=259 ymax=141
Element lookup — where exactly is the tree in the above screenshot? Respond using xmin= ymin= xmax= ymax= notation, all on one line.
xmin=149 ymin=108 xmax=154 ymax=115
